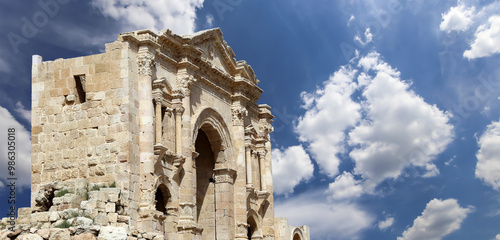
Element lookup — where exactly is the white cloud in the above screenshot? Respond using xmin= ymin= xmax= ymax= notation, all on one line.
xmin=0 ymin=106 xmax=31 ymax=187
xmin=272 ymin=145 xmax=314 ymax=196
xmin=349 ymin=52 xmax=454 ymax=190
xmin=496 ymin=233 xmax=500 ymax=240
xmin=440 ymin=4 xmax=475 ymax=33
xmin=464 ymin=15 xmax=500 ymax=60
xmin=275 ymin=189 xmax=374 ymax=240
xmin=348 ymin=14 xmax=355 ymax=26
xmin=15 ymin=101 xmax=31 ymax=124
xmin=296 ymin=52 xmax=453 ymax=191
xmin=378 ymin=216 xmax=394 ymax=231
xmin=475 ymin=119 xmax=500 ymax=190
xmin=398 ymin=198 xmax=472 ymax=240
xmin=91 ymin=0 xmax=205 ymax=34
xmin=327 ymin=171 xmax=364 ymax=201
xmin=354 ymin=28 xmax=373 ymax=46
xmin=206 ymin=14 xmax=215 ymax=28
xmin=296 ymin=66 xmax=361 ymax=177
xmin=0 ymin=181 xmax=4 ymax=188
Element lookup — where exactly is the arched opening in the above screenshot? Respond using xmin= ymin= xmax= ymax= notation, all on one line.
xmin=293 ymin=233 xmax=302 ymax=240
xmin=247 ymin=216 xmax=258 ymax=239
xmin=195 ymin=129 xmax=216 ymax=240
xmin=155 ymin=184 xmax=170 ymax=214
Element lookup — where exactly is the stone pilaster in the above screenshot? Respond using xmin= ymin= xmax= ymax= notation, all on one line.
xmin=214 ymin=168 xmax=237 ymax=240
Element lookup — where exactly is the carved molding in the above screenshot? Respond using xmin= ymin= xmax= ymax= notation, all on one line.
xmin=137 ymin=53 xmax=155 ymax=76
xmin=231 ymin=106 xmax=248 ymax=126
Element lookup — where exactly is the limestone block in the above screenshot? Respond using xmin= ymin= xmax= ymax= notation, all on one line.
xmin=49 ymin=228 xmax=71 ymax=240
xmin=16 ymin=208 xmax=31 ymax=225
xmin=105 ymin=203 xmax=116 ymax=213
xmin=71 ymin=232 xmax=97 ymax=240
xmin=117 ymin=215 xmax=129 ymax=223
xmin=31 ymin=212 xmax=50 ymax=223
xmin=49 ymin=211 xmax=60 ymax=222
xmin=36 ymin=228 xmax=50 ymax=239
xmin=108 ymin=213 xmax=118 ymax=223
xmin=93 ymin=214 xmax=108 ymax=226
xmin=97 ymin=226 xmax=127 ymax=240
xmin=74 ymin=217 xmax=93 ymax=227
xmin=101 ymin=188 xmax=121 ymax=202
xmin=16 ymin=233 xmax=44 ymax=240
xmin=60 ymin=208 xmax=79 ymax=219
xmin=81 ymin=200 xmax=97 ymax=210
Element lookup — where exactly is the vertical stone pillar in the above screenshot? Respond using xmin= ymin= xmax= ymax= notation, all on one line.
xmin=155 ymin=99 xmax=162 ymax=145
xmin=245 ymin=144 xmax=253 ymax=188
xmin=173 ymin=103 xmax=184 ymax=155
xmin=176 ymin=75 xmax=198 ymax=238
xmin=258 ymin=150 xmax=267 ymax=192
xmin=214 ymin=168 xmax=237 ymax=240
xmin=137 ymin=50 xmax=156 ymax=210
xmin=232 ymin=104 xmax=249 ymax=240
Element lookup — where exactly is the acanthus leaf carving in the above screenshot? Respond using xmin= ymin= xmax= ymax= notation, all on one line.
xmin=231 ymin=106 xmax=248 ymax=126
xmin=137 ymin=53 xmax=155 ymax=76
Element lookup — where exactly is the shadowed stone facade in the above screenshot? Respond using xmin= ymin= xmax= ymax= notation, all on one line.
xmin=0 ymin=28 xmax=310 ymax=240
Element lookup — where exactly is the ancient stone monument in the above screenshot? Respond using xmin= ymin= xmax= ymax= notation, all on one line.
xmin=0 ymin=28 xmax=310 ymax=240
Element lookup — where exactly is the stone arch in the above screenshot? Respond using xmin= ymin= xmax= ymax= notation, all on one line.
xmin=247 ymin=209 xmax=262 ymax=239
xmin=153 ymin=176 xmax=177 ymax=214
xmin=192 ymin=107 xmax=234 ymax=168
xmin=291 ymin=228 xmax=304 ymax=240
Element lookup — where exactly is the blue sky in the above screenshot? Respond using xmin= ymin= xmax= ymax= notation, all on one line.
xmin=1 ymin=0 xmax=500 ymax=239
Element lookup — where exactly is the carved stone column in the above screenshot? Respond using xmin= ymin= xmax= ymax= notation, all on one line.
xmin=154 ymin=98 xmax=162 ymax=145
xmin=137 ymin=51 xmax=156 ymax=209
xmin=232 ymin=104 xmax=249 ymax=240
xmin=214 ymin=168 xmax=237 ymax=240
xmin=245 ymin=144 xmax=253 ymax=189
xmin=173 ymin=104 xmax=184 ymax=155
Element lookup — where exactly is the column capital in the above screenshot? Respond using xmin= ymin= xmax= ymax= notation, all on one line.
xmin=231 ymin=105 xmax=248 ymax=126
xmin=213 ymin=168 xmax=237 ymax=184
xmin=177 ymin=75 xmax=196 ymax=95
xmin=137 ymin=52 xmax=155 ymax=76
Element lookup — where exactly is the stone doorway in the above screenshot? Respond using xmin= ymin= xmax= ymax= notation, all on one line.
xmin=195 ymin=129 xmax=216 ymax=240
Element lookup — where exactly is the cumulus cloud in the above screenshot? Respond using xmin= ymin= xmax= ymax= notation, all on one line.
xmin=475 ymin=119 xmax=500 ymax=190
xmin=398 ymin=198 xmax=472 ymax=240
xmin=349 ymin=52 xmax=454 ymax=190
xmin=327 ymin=172 xmax=364 ymax=201
xmin=297 ymin=52 xmax=453 ymax=192
xmin=91 ymin=0 xmax=205 ymax=34
xmin=440 ymin=4 xmax=475 ymax=33
xmin=15 ymin=101 xmax=31 ymax=124
xmin=464 ymin=15 xmax=500 ymax=60
xmin=378 ymin=216 xmax=394 ymax=231
xmin=275 ymin=189 xmax=374 ymax=240
xmin=0 ymin=106 xmax=31 ymax=187
xmin=296 ymin=66 xmax=361 ymax=177
xmin=272 ymin=145 xmax=314 ymax=196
